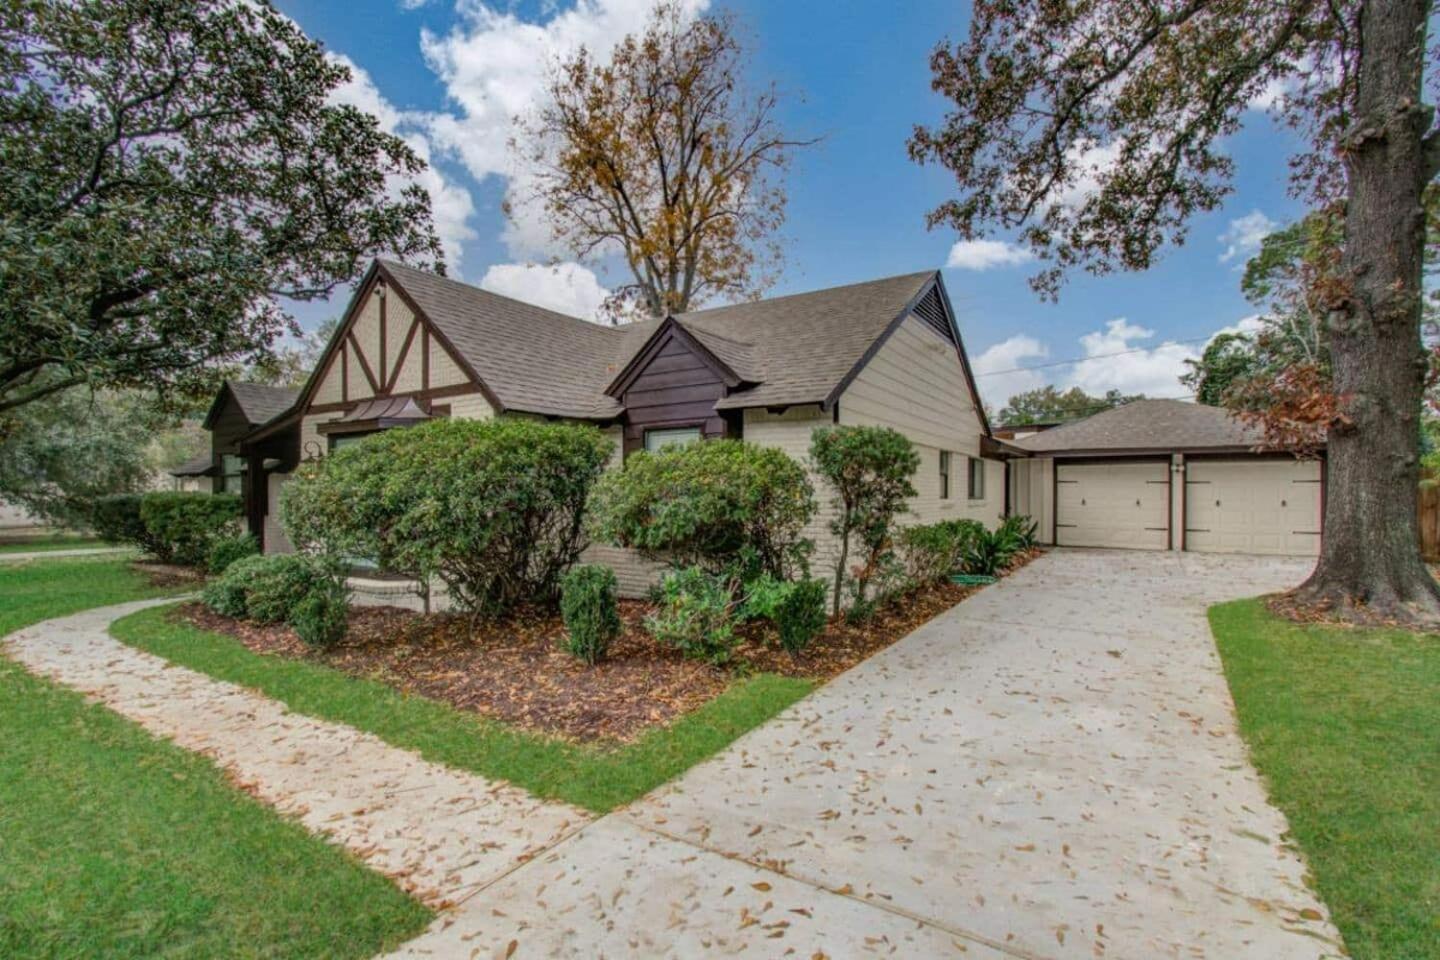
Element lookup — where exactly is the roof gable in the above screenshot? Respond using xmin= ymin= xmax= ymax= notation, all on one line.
xmin=604 ymin=317 xmax=749 ymax=397
xmin=1012 ymin=398 xmax=1270 ymax=453
xmin=202 ymin=381 xmax=300 ymax=430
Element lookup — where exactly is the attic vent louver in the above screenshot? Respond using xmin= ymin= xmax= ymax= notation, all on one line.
xmin=912 ymin=286 xmax=954 ymax=344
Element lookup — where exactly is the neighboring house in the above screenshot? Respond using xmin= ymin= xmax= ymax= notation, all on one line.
xmin=169 ymin=382 xmax=300 ymax=530
xmin=991 ymin=421 xmax=1061 ymax=441
xmin=1000 ymin=398 xmax=1324 ymax=556
xmin=218 ymin=259 xmax=1004 ymax=595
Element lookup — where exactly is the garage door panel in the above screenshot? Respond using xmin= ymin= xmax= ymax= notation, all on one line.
xmin=1185 ymin=460 xmax=1321 ymax=556
xmin=1056 ymin=462 xmax=1169 ymax=550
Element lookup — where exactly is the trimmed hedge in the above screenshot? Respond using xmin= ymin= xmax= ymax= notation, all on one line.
xmin=207 ymin=533 xmax=259 ymax=575
xmin=282 ymin=417 xmax=613 ymax=618
xmin=589 ymin=439 xmax=816 ymax=581
xmin=139 ymin=492 xmax=242 ymax=566
xmin=200 ymin=553 xmax=349 ymax=649
xmin=90 ymin=494 xmax=165 ymax=557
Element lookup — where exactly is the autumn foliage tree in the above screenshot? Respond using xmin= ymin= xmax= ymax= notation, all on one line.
xmin=511 ymin=2 xmax=813 ymax=319
xmin=910 ymin=0 xmax=1440 ymax=625
xmin=0 ymin=0 xmax=442 ymax=416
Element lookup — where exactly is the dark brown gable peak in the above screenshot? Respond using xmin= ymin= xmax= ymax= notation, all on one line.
xmin=604 ymin=316 xmax=749 ymax=398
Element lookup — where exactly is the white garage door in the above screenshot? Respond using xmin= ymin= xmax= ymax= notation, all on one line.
xmin=1055 ymin=461 xmax=1170 ymax=550
xmin=1185 ymin=459 xmax=1322 ymax=556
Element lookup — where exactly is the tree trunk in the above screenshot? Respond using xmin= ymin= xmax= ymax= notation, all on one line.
xmin=1293 ymin=0 xmax=1440 ymax=625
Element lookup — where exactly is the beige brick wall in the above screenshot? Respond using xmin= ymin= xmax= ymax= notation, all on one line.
xmin=741 ymin=405 xmax=839 ymax=581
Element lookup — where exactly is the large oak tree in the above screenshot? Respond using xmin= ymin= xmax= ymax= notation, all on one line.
xmin=911 ymin=0 xmax=1440 ymax=625
xmin=511 ymin=1 xmax=813 ymax=319
xmin=0 ymin=0 xmax=442 ymax=416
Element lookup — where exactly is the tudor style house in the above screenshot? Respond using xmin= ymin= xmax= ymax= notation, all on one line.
xmin=206 ymin=259 xmax=1006 ymax=595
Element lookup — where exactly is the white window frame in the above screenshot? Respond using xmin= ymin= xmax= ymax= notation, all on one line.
xmin=967 ymin=456 xmax=986 ymax=501
xmin=644 ymin=426 xmax=703 ymax=453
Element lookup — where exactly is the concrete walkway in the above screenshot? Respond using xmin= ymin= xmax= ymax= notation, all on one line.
xmin=5 ymin=551 xmax=1348 ymax=958
xmin=2 ymin=600 xmax=588 ymax=909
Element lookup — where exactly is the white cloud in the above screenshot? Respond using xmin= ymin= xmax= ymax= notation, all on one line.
xmin=946 ymin=239 xmax=1035 ymax=271
xmin=480 ymin=261 xmax=610 ymax=320
xmin=1217 ymin=209 xmax=1277 ymax=264
xmin=1065 ymin=318 xmax=1201 ymax=397
xmin=400 ymin=0 xmax=432 ymax=8
xmin=1055 ymin=139 xmax=1125 ymax=210
xmin=419 ymin=0 xmax=708 ymax=257
xmin=971 ymin=334 xmax=1049 ymax=409
xmin=328 ymin=53 xmax=477 ymax=272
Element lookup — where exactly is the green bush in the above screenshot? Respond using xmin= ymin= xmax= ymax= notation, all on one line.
xmin=960 ymin=516 xmax=1038 ymax=577
xmin=589 ymin=439 xmax=816 ymax=581
xmin=560 ymin=564 xmax=622 ymax=665
xmin=645 ymin=567 xmax=736 ymax=664
xmin=283 ymin=418 xmax=612 ymax=618
xmin=898 ymin=519 xmax=985 ymax=584
xmin=290 ymin=579 xmax=349 ymax=650
xmin=996 ymin=514 xmax=1039 ymax=551
xmin=199 ymin=554 xmax=268 ymax=618
xmin=741 ymin=573 xmax=829 ymax=651
xmin=206 ymin=533 xmax=259 ymax=574
xmin=809 ymin=426 xmax=919 ymax=615
xmin=90 ymin=493 xmax=167 ymax=557
xmin=139 ymin=492 xmax=242 ymax=566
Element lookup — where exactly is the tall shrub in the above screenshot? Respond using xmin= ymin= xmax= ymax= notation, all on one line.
xmin=560 ymin=564 xmax=622 ymax=665
xmin=588 ymin=438 xmax=815 ymax=580
xmin=90 ymin=493 xmax=166 ymax=558
xmin=282 ymin=418 xmax=613 ymax=618
xmin=139 ymin=491 xmax=242 ymax=566
xmin=809 ymin=426 xmax=919 ymax=615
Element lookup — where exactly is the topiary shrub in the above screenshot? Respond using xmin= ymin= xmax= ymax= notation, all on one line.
xmin=139 ymin=491 xmax=242 ymax=566
xmin=588 ymin=438 xmax=816 ymax=581
xmin=283 ymin=417 xmax=612 ymax=618
xmin=809 ymin=426 xmax=920 ymax=615
xmin=207 ymin=532 xmax=259 ymax=574
xmin=90 ymin=493 xmax=167 ymax=557
xmin=560 ymin=564 xmax=622 ymax=665
xmin=645 ymin=567 xmax=736 ymax=664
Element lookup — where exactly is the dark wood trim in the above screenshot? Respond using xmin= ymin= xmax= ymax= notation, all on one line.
xmin=317 ymin=417 xmax=427 ymax=436
xmin=1050 ymin=458 xmax=1058 ymax=545
xmin=421 ymin=325 xmax=430 ymax=391
xmin=306 ymin=382 xmax=478 ymax=415
xmin=1166 ymin=460 xmax=1173 ymax=550
xmin=341 ymin=343 xmax=349 ymax=402
xmin=1178 ymin=458 xmax=1186 ymax=552
xmin=347 ymin=332 xmax=381 ymax=393
xmin=378 ymin=284 xmax=387 ymax=389
xmin=384 ymin=318 xmax=421 ymax=394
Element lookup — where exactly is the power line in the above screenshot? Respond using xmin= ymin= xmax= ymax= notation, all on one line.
xmin=975 ymin=335 xmax=1213 ymax=377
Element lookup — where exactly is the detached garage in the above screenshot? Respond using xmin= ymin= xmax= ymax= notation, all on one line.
xmin=1002 ymin=399 xmax=1323 ymax=557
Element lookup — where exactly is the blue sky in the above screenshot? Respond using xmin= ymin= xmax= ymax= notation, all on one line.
xmin=276 ymin=0 xmax=1309 ymax=412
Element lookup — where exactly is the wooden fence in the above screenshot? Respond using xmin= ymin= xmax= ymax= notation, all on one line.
xmin=1421 ymin=475 xmax=1440 ymax=561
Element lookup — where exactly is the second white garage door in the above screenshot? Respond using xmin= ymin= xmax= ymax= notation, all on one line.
xmin=1055 ymin=461 xmax=1170 ymax=550
xmin=1185 ymin=459 xmax=1322 ymax=556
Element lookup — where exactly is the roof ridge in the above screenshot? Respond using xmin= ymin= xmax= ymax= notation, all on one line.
xmin=677 ymin=270 xmax=937 ymax=319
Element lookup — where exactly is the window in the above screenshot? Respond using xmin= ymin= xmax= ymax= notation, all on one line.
xmin=328 ymin=432 xmax=374 ymax=452
xmin=219 ymin=454 xmax=246 ymax=494
xmin=939 ymin=451 xmax=951 ymax=500
xmin=967 ymin=456 xmax=986 ymax=500
xmin=644 ymin=426 xmax=702 ymax=453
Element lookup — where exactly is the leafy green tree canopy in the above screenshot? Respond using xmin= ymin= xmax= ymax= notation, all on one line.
xmin=1180 ymin=333 xmax=1259 ymax=407
xmin=997 ymin=386 xmax=1141 ymax=426
xmin=0 ymin=0 xmax=442 ymax=414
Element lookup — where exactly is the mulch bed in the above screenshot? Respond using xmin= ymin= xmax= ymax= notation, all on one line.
xmin=175 ymin=549 xmax=1041 ymax=743
xmin=132 ymin=561 xmax=207 ymax=588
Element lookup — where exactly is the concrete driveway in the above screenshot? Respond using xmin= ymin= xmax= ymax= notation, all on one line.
xmin=397 ymin=549 xmax=1346 ymax=958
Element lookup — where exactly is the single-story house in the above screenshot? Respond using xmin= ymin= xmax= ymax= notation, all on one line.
xmin=999 ymin=398 xmax=1324 ymax=556
xmin=218 ymin=259 xmax=1006 ymax=595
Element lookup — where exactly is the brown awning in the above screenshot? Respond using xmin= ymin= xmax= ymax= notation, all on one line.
xmin=316 ymin=396 xmax=432 ymax=435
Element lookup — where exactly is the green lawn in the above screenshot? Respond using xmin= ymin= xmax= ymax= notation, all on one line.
xmin=1211 ymin=599 xmax=1440 ymax=960
xmin=0 ymin=559 xmax=432 ymax=958
xmin=0 ymin=534 xmax=108 ymax=554
xmin=112 ymin=604 xmax=815 ymax=813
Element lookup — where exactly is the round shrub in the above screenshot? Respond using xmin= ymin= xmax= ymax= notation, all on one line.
xmin=139 ymin=491 xmax=242 ymax=566
xmin=207 ymin=532 xmax=259 ymax=574
xmin=898 ymin=519 xmax=984 ymax=584
xmin=90 ymin=493 xmax=166 ymax=557
xmin=290 ymin=579 xmax=349 ymax=650
xmin=560 ymin=564 xmax=621 ymax=665
xmin=283 ymin=418 xmax=613 ymax=617
xmin=589 ymin=439 xmax=816 ymax=581
xmin=645 ymin=567 xmax=736 ymax=664
xmin=200 ymin=554 xmax=269 ymax=618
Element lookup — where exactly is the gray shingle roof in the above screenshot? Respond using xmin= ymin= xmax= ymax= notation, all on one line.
xmin=1011 ymin=398 xmax=1266 ymax=453
xmin=379 ymin=261 xmax=936 ymax=418
xmin=227 ymin=381 xmax=301 ymax=425
xmin=169 ymin=454 xmax=216 ymax=477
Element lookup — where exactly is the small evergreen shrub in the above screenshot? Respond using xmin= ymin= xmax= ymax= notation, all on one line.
xmin=645 ymin=567 xmax=736 ymax=664
xmin=207 ymin=533 xmax=259 ymax=574
xmin=898 ymin=519 xmax=985 ymax=584
xmin=290 ymin=579 xmax=350 ymax=649
xmin=772 ymin=578 xmax=828 ymax=655
xmin=90 ymin=493 xmax=167 ymax=557
xmin=560 ymin=564 xmax=622 ymax=665
xmin=200 ymin=554 xmax=269 ymax=618
xmin=242 ymin=554 xmax=330 ymax=624
xmin=139 ymin=491 xmax=242 ymax=566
